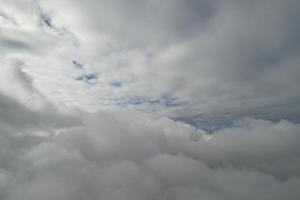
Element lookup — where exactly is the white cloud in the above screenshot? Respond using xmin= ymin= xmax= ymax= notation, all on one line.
xmin=1 ymin=0 xmax=299 ymax=118
xmin=0 ymin=73 xmax=299 ymax=199
xmin=0 ymin=96 xmax=300 ymax=199
xmin=0 ymin=0 xmax=300 ymax=199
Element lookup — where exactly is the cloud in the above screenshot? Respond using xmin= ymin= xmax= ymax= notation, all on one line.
xmin=18 ymin=0 xmax=296 ymax=120
xmin=0 ymin=100 xmax=300 ymax=199
xmin=1 ymin=0 xmax=299 ymax=121
xmin=0 ymin=70 xmax=299 ymax=199
xmin=0 ymin=1 xmax=300 ymax=199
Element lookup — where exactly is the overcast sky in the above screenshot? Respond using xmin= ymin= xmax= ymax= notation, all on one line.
xmin=0 ymin=0 xmax=300 ymax=199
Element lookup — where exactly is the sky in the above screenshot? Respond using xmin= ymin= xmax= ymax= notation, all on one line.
xmin=0 ymin=0 xmax=300 ymax=199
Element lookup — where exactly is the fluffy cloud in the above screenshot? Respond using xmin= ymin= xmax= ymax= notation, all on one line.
xmin=1 ymin=0 xmax=300 ymax=199
xmin=0 ymin=93 xmax=300 ymax=199
xmin=0 ymin=69 xmax=299 ymax=199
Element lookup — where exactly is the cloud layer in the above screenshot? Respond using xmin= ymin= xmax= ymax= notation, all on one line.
xmin=0 ymin=91 xmax=300 ymax=199
xmin=1 ymin=0 xmax=300 ymax=199
xmin=0 ymin=65 xmax=299 ymax=199
xmin=1 ymin=0 xmax=300 ymax=121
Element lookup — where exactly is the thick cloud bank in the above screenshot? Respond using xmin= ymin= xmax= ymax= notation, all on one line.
xmin=1 ymin=0 xmax=300 ymax=199
xmin=0 ymin=92 xmax=300 ymax=200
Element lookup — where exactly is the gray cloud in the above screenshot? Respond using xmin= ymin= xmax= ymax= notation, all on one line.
xmin=0 ymin=102 xmax=300 ymax=199
xmin=30 ymin=0 xmax=300 ymax=121
xmin=1 ymin=0 xmax=299 ymax=121
xmin=0 ymin=0 xmax=300 ymax=199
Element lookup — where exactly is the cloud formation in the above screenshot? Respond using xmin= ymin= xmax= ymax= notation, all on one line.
xmin=0 ymin=66 xmax=299 ymax=199
xmin=1 ymin=0 xmax=299 ymax=121
xmin=0 ymin=93 xmax=300 ymax=199
xmin=0 ymin=0 xmax=300 ymax=199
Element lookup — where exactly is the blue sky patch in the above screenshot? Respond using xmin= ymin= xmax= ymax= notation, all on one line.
xmin=72 ymin=60 xmax=84 ymax=69
xmin=40 ymin=13 xmax=52 ymax=28
xmin=109 ymin=80 xmax=123 ymax=88
xmin=76 ymin=73 xmax=97 ymax=83
xmin=161 ymin=95 xmax=186 ymax=107
xmin=101 ymin=95 xmax=187 ymax=110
